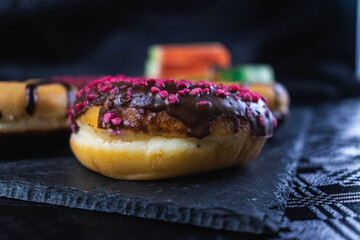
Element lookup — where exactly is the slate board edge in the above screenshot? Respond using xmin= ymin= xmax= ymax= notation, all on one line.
xmin=0 ymin=108 xmax=312 ymax=234
xmin=269 ymin=109 xmax=313 ymax=229
xmin=0 ymin=180 xmax=274 ymax=233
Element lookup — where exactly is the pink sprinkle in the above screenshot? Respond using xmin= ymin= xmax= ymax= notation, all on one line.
xmin=66 ymin=107 xmax=72 ymax=116
xmin=92 ymin=79 xmax=103 ymax=85
xmin=246 ymin=108 xmax=252 ymax=119
xmin=84 ymin=84 xmax=92 ymax=93
xmin=111 ymin=117 xmax=121 ymax=125
xmin=127 ymin=87 xmax=132 ymax=91
xmin=150 ymin=86 xmax=160 ymax=94
xmin=67 ymin=115 xmax=72 ymax=125
xmin=158 ymin=90 xmax=168 ymax=98
xmin=177 ymin=81 xmax=189 ymax=87
xmin=241 ymin=92 xmax=252 ymax=101
xmin=132 ymin=81 xmax=140 ymax=86
xmin=103 ymin=113 xmax=116 ymax=123
xmin=100 ymin=85 xmax=112 ymax=93
xmin=257 ymin=114 xmax=265 ymax=126
xmin=251 ymin=92 xmax=259 ymax=102
xmin=127 ymin=91 xmax=132 ymax=96
xmin=190 ymin=88 xmax=200 ymax=95
xmin=139 ymin=81 xmax=148 ymax=87
xmin=75 ymin=101 xmax=86 ymax=111
xmin=203 ymin=88 xmax=209 ymax=94
xmin=110 ymin=88 xmax=118 ymax=94
xmin=155 ymin=81 xmax=165 ymax=88
xmin=197 ymin=101 xmax=210 ymax=105
xmin=75 ymin=89 xmax=84 ymax=98
xmin=229 ymin=84 xmax=241 ymax=92
xmin=273 ymin=117 xmax=278 ymax=128
xmin=168 ymin=94 xmax=178 ymax=104
xmin=177 ymin=90 xmax=185 ymax=96
xmin=216 ymin=89 xmax=225 ymax=95
xmin=120 ymin=85 xmax=127 ymax=89
xmin=183 ymin=88 xmax=190 ymax=93
xmin=234 ymin=96 xmax=239 ymax=100
xmin=146 ymin=78 xmax=156 ymax=83
xmin=196 ymin=81 xmax=206 ymax=86
xmin=86 ymin=92 xmax=96 ymax=101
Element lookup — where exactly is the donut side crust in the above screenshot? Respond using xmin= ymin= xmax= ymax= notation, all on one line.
xmin=70 ymin=124 xmax=266 ymax=180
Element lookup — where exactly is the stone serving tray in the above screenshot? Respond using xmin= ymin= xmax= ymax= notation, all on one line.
xmin=0 ymin=108 xmax=310 ymax=234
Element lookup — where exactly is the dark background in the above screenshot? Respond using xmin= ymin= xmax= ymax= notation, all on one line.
xmin=0 ymin=0 xmax=357 ymax=101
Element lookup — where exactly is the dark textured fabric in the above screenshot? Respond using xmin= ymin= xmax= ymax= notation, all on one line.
xmin=278 ymin=99 xmax=360 ymax=240
xmin=0 ymin=0 xmax=357 ymax=101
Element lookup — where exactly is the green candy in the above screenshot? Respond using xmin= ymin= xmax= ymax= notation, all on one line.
xmin=216 ymin=64 xmax=275 ymax=84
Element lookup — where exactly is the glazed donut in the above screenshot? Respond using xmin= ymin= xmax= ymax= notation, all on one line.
xmin=0 ymin=79 xmax=76 ymax=133
xmin=68 ymin=75 xmax=276 ymax=180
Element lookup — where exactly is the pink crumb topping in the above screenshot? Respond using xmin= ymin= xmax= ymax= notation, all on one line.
xmin=177 ymin=90 xmax=185 ymax=96
xmin=203 ymin=88 xmax=209 ymax=94
xmin=75 ymin=89 xmax=84 ymax=98
xmin=257 ymin=114 xmax=265 ymax=126
xmin=139 ymin=81 xmax=148 ymax=87
xmin=177 ymin=81 xmax=189 ymax=87
xmin=103 ymin=113 xmax=116 ymax=123
xmin=229 ymin=84 xmax=241 ymax=92
xmin=251 ymin=92 xmax=259 ymax=102
xmin=150 ymin=86 xmax=160 ymax=94
xmin=190 ymin=88 xmax=200 ymax=95
xmin=100 ymin=85 xmax=112 ymax=93
xmin=183 ymin=88 xmax=190 ymax=93
xmin=155 ymin=81 xmax=165 ymax=88
xmin=158 ymin=90 xmax=168 ymax=98
xmin=216 ymin=89 xmax=225 ymax=96
xmin=111 ymin=117 xmax=121 ymax=125
xmin=67 ymin=115 xmax=72 ymax=125
xmin=75 ymin=101 xmax=86 ymax=111
xmin=110 ymin=88 xmax=118 ymax=94
xmin=86 ymin=92 xmax=96 ymax=101
xmin=168 ymin=94 xmax=178 ymax=104
xmin=146 ymin=78 xmax=156 ymax=83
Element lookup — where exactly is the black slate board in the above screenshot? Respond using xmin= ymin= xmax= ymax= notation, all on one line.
xmin=0 ymin=108 xmax=310 ymax=234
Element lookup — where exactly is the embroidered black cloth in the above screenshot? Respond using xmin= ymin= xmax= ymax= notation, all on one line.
xmin=278 ymin=99 xmax=360 ymax=240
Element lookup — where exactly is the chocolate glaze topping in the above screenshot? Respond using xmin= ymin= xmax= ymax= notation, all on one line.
xmin=69 ymin=76 xmax=275 ymax=139
xmin=25 ymin=84 xmax=38 ymax=115
xmin=25 ymin=81 xmax=75 ymax=116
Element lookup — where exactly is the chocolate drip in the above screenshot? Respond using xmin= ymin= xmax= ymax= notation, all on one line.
xmin=25 ymin=83 xmax=38 ymax=115
xmin=25 ymin=81 xmax=76 ymax=116
xmin=70 ymin=79 xmax=274 ymax=139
